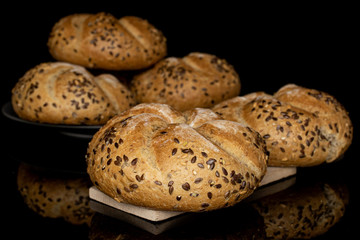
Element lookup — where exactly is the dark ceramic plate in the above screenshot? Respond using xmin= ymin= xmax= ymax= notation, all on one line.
xmin=2 ymin=102 xmax=101 ymax=138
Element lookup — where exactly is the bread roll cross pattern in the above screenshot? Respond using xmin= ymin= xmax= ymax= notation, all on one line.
xmin=86 ymin=103 xmax=268 ymax=212
xmin=48 ymin=12 xmax=167 ymax=70
xmin=11 ymin=62 xmax=136 ymax=125
xmin=131 ymin=52 xmax=241 ymax=111
xmin=212 ymin=84 xmax=353 ymax=167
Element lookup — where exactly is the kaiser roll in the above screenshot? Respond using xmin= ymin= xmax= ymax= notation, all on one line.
xmin=48 ymin=12 xmax=167 ymax=70
xmin=130 ymin=52 xmax=241 ymax=111
xmin=212 ymin=84 xmax=353 ymax=167
xmin=86 ymin=103 xmax=268 ymax=212
xmin=11 ymin=62 xmax=136 ymax=125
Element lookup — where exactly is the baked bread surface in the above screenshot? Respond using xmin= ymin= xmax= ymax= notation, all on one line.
xmin=131 ymin=52 xmax=241 ymax=111
xmin=86 ymin=103 xmax=268 ymax=212
xmin=48 ymin=12 xmax=167 ymax=70
xmin=11 ymin=62 xmax=136 ymax=125
xmin=213 ymin=84 xmax=353 ymax=167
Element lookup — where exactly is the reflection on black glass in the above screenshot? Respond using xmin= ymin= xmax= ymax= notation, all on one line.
xmin=251 ymin=182 xmax=348 ymax=239
xmin=89 ymin=178 xmax=348 ymax=239
xmin=16 ymin=162 xmax=94 ymax=225
xmin=15 ymin=161 xmax=349 ymax=239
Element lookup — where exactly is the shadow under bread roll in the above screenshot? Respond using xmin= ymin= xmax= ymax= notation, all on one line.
xmin=89 ymin=204 xmax=266 ymax=239
xmin=17 ymin=162 xmax=94 ymax=225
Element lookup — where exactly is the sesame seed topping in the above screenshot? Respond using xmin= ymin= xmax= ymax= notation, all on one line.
xmin=154 ymin=180 xmax=162 ymax=186
xmin=206 ymin=158 xmax=216 ymax=165
xmin=201 ymin=203 xmax=210 ymax=208
xmin=197 ymin=163 xmax=204 ymax=168
xmin=194 ymin=178 xmax=203 ymax=184
xmin=182 ymin=182 xmax=190 ymax=191
xmin=131 ymin=158 xmax=138 ymax=166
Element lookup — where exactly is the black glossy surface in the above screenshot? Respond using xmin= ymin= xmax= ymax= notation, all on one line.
xmin=3 ymin=135 xmax=358 ymax=239
xmin=2 ymin=3 xmax=358 ymax=239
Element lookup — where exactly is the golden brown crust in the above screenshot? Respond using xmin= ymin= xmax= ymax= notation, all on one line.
xmin=86 ymin=103 xmax=268 ymax=212
xmin=182 ymin=107 xmax=223 ymax=128
xmin=213 ymin=84 xmax=353 ymax=167
xmin=274 ymin=84 xmax=353 ymax=162
xmin=93 ymin=74 xmax=136 ymax=114
xmin=48 ymin=12 xmax=167 ymax=70
xmin=130 ymin=52 xmax=241 ymax=111
xmin=11 ymin=62 xmax=136 ymax=125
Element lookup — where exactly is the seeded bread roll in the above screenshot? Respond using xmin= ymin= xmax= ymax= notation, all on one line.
xmin=130 ymin=52 xmax=241 ymax=111
xmin=212 ymin=84 xmax=353 ymax=167
xmin=11 ymin=62 xmax=136 ymax=125
xmin=48 ymin=12 xmax=167 ymax=70
xmin=86 ymin=103 xmax=268 ymax=212
xmin=17 ymin=163 xmax=94 ymax=225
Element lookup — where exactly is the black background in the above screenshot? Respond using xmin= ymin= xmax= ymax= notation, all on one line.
xmin=1 ymin=2 xmax=358 ymax=239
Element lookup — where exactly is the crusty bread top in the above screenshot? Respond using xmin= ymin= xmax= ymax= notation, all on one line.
xmin=183 ymin=108 xmax=223 ymax=128
xmin=48 ymin=12 xmax=167 ymax=70
xmin=213 ymin=84 xmax=353 ymax=167
xmin=86 ymin=103 xmax=268 ymax=212
xmin=131 ymin=52 xmax=241 ymax=111
xmin=11 ymin=62 xmax=136 ymax=125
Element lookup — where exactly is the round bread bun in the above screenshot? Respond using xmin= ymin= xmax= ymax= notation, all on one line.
xmin=17 ymin=163 xmax=94 ymax=225
xmin=212 ymin=84 xmax=353 ymax=167
xmin=86 ymin=103 xmax=268 ymax=212
xmin=130 ymin=52 xmax=241 ymax=111
xmin=48 ymin=12 xmax=167 ymax=70
xmin=11 ymin=62 xmax=136 ymax=125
